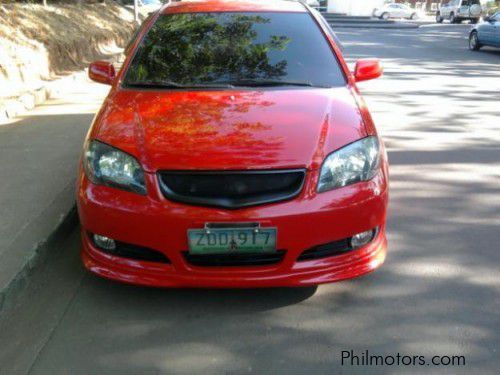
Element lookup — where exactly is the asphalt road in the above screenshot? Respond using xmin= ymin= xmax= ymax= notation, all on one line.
xmin=1 ymin=25 xmax=499 ymax=375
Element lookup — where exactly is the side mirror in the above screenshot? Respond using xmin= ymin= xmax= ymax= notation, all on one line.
xmin=89 ymin=61 xmax=116 ymax=85
xmin=354 ymin=59 xmax=383 ymax=83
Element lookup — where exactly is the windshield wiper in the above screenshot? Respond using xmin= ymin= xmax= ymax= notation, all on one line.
xmin=126 ymin=81 xmax=235 ymax=89
xmin=222 ymin=79 xmax=329 ymax=88
xmin=125 ymin=79 xmax=329 ymax=89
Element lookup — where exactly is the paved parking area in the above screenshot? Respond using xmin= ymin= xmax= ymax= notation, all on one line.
xmin=0 ymin=25 xmax=499 ymax=374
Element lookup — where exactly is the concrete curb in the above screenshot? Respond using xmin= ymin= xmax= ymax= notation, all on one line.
xmin=0 ymin=185 xmax=79 ymax=313
xmin=0 ymin=71 xmax=89 ymax=125
xmin=0 ymin=86 xmax=50 ymax=124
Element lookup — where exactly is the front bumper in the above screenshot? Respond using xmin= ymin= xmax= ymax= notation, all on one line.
xmin=77 ymin=168 xmax=388 ymax=288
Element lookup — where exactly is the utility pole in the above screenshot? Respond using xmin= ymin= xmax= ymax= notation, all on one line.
xmin=134 ymin=0 xmax=140 ymax=25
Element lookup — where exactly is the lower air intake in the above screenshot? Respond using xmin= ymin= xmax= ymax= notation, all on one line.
xmin=183 ymin=250 xmax=286 ymax=267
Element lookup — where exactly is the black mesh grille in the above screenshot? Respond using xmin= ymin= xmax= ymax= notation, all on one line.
xmin=158 ymin=170 xmax=306 ymax=209
xmin=183 ymin=250 xmax=286 ymax=267
xmin=297 ymin=239 xmax=352 ymax=261
xmin=91 ymin=235 xmax=170 ymax=264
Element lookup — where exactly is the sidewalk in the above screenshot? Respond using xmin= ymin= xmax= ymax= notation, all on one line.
xmin=0 ymin=75 xmax=109 ymax=311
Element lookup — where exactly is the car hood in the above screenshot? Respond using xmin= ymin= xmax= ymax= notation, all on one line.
xmin=94 ymin=87 xmax=368 ymax=172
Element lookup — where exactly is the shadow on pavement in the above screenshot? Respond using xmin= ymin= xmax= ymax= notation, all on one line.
xmin=87 ymin=274 xmax=318 ymax=313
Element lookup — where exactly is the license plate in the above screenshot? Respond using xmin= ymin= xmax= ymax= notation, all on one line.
xmin=188 ymin=226 xmax=277 ymax=255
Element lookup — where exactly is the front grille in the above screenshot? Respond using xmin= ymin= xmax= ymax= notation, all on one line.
xmin=91 ymin=235 xmax=171 ymax=264
xmin=183 ymin=250 xmax=286 ymax=267
xmin=297 ymin=238 xmax=352 ymax=261
xmin=158 ymin=169 xmax=306 ymax=209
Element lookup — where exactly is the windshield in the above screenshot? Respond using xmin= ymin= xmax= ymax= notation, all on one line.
xmin=124 ymin=12 xmax=346 ymax=88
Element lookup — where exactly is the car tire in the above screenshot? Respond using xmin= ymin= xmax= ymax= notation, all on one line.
xmin=410 ymin=13 xmax=418 ymax=20
xmin=471 ymin=18 xmax=479 ymax=24
xmin=450 ymin=12 xmax=456 ymax=23
xmin=469 ymin=31 xmax=481 ymax=51
xmin=380 ymin=12 xmax=389 ymax=20
xmin=436 ymin=12 xmax=443 ymax=23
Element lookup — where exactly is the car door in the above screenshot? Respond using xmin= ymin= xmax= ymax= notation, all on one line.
xmin=440 ymin=1 xmax=450 ymax=17
xmin=388 ymin=4 xmax=400 ymax=18
xmin=493 ymin=13 xmax=500 ymax=46
xmin=399 ymin=4 xmax=411 ymax=18
xmin=395 ymin=4 xmax=406 ymax=18
xmin=457 ymin=0 xmax=469 ymax=18
xmin=480 ymin=14 xmax=497 ymax=45
xmin=450 ymin=0 xmax=460 ymax=16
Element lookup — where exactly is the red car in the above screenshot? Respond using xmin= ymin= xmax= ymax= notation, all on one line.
xmin=78 ymin=0 xmax=388 ymax=288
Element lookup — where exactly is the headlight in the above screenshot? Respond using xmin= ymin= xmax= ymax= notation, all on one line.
xmin=83 ymin=140 xmax=146 ymax=195
xmin=317 ymin=136 xmax=380 ymax=193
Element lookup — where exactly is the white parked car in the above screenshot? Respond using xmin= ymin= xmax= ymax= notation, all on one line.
xmin=373 ymin=3 xmax=419 ymax=20
xmin=305 ymin=0 xmax=320 ymax=7
xmin=140 ymin=0 xmax=164 ymax=14
xmin=436 ymin=0 xmax=482 ymax=24
xmin=120 ymin=0 xmax=167 ymax=16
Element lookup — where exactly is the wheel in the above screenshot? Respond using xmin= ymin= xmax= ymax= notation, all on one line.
xmin=436 ymin=12 xmax=443 ymax=23
xmin=410 ymin=13 xmax=418 ymax=20
xmin=469 ymin=31 xmax=481 ymax=51
xmin=450 ymin=12 xmax=456 ymax=23
xmin=380 ymin=12 xmax=389 ymax=20
xmin=471 ymin=18 xmax=479 ymax=24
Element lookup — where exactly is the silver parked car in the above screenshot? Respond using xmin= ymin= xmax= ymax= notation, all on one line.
xmin=436 ymin=0 xmax=482 ymax=24
xmin=305 ymin=0 xmax=320 ymax=7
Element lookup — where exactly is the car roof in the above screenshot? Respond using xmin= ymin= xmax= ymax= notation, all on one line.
xmin=161 ymin=0 xmax=307 ymax=14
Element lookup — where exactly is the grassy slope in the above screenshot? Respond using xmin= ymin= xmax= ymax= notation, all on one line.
xmin=0 ymin=0 xmax=136 ymax=98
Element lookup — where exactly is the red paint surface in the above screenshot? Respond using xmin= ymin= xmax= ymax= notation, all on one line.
xmin=161 ymin=0 xmax=306 ymax=14
xmin=94 ymin=88 xmax=368 ymax=172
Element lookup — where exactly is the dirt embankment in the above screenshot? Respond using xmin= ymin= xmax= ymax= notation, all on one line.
xmin=0 ymin=0 xmax=137 ymax=99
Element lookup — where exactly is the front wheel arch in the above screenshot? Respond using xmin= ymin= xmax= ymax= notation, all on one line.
xmin=469 ymin=31 xmax=481 ymax=51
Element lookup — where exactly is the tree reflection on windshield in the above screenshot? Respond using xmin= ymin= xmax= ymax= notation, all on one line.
xmin=126 ymin=13 xmax=291 ymax=85
xmin=124 ymin=11 xmax=348 ymax=88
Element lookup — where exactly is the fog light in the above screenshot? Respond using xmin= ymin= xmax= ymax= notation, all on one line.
xmin=350 ymin=229 xmax=376 ymax=249
xmin=93 ymin=234 xmax=116 ymax=250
